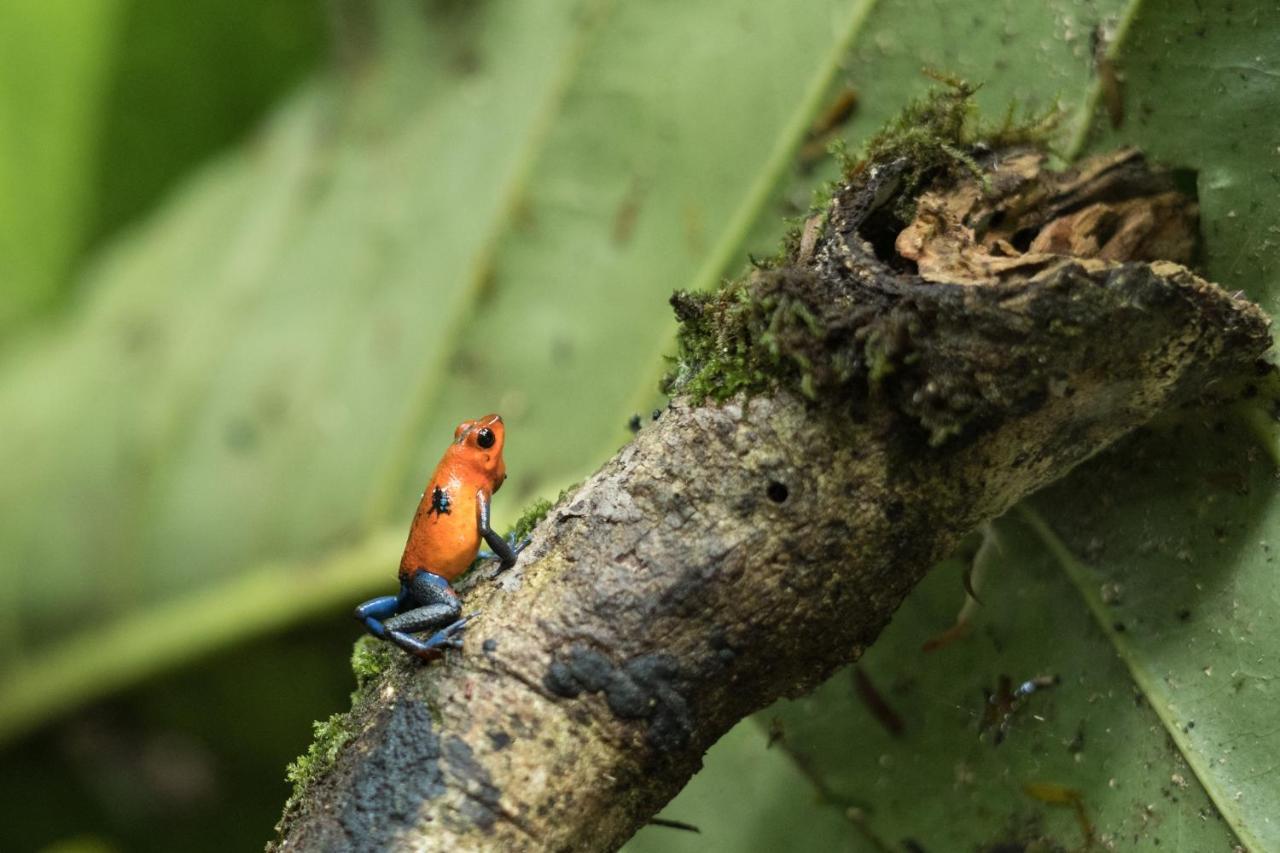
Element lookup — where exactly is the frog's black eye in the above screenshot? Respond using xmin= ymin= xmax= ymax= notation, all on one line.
xmin=477 ymin=427 xmax=496 ymax=449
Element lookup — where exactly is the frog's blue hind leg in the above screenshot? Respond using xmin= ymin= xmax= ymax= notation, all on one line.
xmin=381 ymin=570 xmax=468 ymax=661
xmin=353 ymin=583 xmax=411 ymax=639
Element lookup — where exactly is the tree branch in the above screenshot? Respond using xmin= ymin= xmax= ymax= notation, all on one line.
xmin=271 ymin=146 xmax=1270 ymax=852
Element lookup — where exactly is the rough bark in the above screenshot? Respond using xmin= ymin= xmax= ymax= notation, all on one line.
xmin=272 ymin=148 xmax=1271 ymax=852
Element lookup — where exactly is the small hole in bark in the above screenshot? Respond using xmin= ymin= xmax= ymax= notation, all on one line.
xmin=766 ymin=481 xmax=789 ymax=503
xmin=1092 ymin=210 xmax=1121 ymax=248
xmin=1011 ymin=226 xmax=1039 ymax=253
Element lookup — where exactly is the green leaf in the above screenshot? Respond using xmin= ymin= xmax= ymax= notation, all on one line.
xmin=1077 ymin=0 xmax=1280 ymax=308
xmin=768 ymin=515 xmax=1239 ymax=850
xmin=0 ymin=0 xmax=123 ymax=331
xmin=84 ymin=0 xmax=326 ymax=253
xmin=0 ymin=0 xmax=323 ymax=338
xmin=1021 ymin=417 xmax=1280 ymax=852
xmin=623 ymin=720 xmax=865 ymax=853
xmin=720 ymin=2 xmax=1280 ymax=850
xmin=0 ymin=0 xmax=876 ymax=742
xmin=1022 ymin=4 xmax=1280 ymax=847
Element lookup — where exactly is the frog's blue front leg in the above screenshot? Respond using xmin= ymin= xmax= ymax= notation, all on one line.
xmin=474 ymin=532 xmax=529 ymax=568
xmin=354 ymin=583 xmax=411 ymax=639
xmin=473 ymin=491 xmax=529 ymax=572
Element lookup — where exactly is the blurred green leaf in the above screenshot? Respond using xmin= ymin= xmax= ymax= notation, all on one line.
xmin=0 ymin=0 xmax=122 ymax=332
xmin=1 ymin=622 xmax=358 ymax=853
xmin=85 ymin=0 xmax=325 ymax=253
xmin=623 ymin=719 xmax=865 ymax=853
xmin=0 ymin=0 xmax=874 ymax=741
xmin=0 ymin=0 xmax=322 ymax=338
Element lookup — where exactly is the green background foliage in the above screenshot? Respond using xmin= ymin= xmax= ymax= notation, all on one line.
xmin=0 ymin=0 xmax=1276 ymax=849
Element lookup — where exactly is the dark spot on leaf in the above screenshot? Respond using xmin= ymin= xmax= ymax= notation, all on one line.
xmin=225 ymin=418 xmax=258 ymax=452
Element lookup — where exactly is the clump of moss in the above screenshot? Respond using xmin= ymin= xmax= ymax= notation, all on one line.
xmin=502 ymin=482 xmax=582 ymax=544
xmin=510 ymin=496 xmax=553 ymax=542
xmin=854 ymin=75 xmax=1059 ymax=217
xmin=351 ymin=634 xmax=393 ymax=688
xmin=282 ymin=635 xmax=396 ymax=815
xmin=662 ymin=77 xmax=1058 ymax=406
xmin=663 ymin=266 xmax=837 ymax=402
xmin=857 ymin=75 xmax=981 ymax=191
xmin=283 ymin=712 xmax=354 ymax=806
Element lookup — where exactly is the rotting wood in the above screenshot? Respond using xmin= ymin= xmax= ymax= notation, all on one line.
xmin=272 ymin=147 xmax=1271 ymax=852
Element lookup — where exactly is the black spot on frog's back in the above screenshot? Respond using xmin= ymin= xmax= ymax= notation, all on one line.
xmin=429 ymin=484 xmax=452 ymax=517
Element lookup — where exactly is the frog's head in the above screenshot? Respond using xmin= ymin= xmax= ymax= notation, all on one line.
xmin=453 ymin=413 xmax=507 ymax=492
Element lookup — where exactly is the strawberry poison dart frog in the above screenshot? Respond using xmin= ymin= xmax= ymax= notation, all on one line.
xmin=354 ymin=414 xmax=526 ymax=660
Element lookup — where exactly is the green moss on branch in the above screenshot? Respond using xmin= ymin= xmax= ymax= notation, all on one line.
xmin=663 ymin=80 xmax=1061 ymax=411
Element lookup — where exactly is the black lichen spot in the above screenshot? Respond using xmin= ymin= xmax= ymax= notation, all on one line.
xmin=708 ymin=629 xmax=737 ymax=665
xmin=544 ymin=646 xmax=694 ymax=752
xmin=560 ymin=647 xmax=615 ymax=692
xmin=482 ymin=638 xmax=499 ymax=653
xmin=658 ymin=561 xmax=722 ymax=619
xmin=766 ymin=480 xmax=789 ymax=503
xmin=444 ymin=736 xmax=502 ymax=833
xmin=340 ymin=701 xmax=444 ymax=848
xmin=627 ymin=413 xmax=642 ymax=433
xmin=544 ymin=661 xmax=583 ymax=698
xmin=487 ymin=730 xmax=512 ymax=751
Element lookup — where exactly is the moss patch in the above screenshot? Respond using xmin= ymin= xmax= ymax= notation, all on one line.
xmin=281 ymin=635 xmax=395 ymax=818
xmin=662 ymin=79 xmax=1058 ymax=408
xmin=511 ymin=496 xmax=554 ymax=542
xmin=854 ymin=76 xmax=1058 ymax=213
xmin=663 ymin=266 xmax=829 ymax=402
xmin=351 ymin=634 xmax=394 ymax=688
xmin=283 ymin=712 xmax=355 ymax=809
xmin=504 ymin=482 xmax=582 ymax=544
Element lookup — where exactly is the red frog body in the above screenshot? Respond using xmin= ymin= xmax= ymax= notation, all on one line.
xmin=400 ymin=414 xmax=508 ymax=583
xmin=355 ymin=414 xmax=524 ymax=660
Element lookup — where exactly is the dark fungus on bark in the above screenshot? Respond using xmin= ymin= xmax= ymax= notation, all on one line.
xmin=273 ymin=144 xmax=1270 ymax=852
